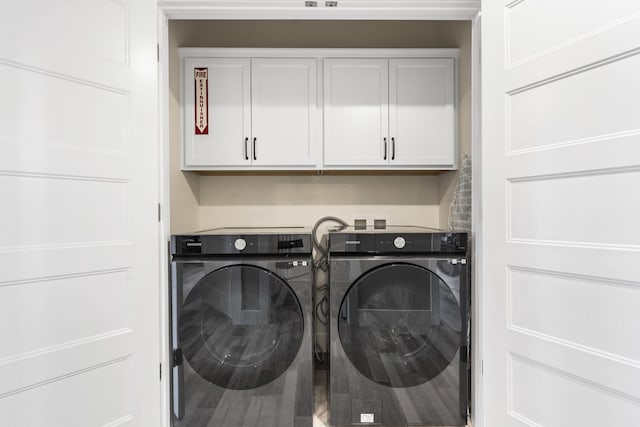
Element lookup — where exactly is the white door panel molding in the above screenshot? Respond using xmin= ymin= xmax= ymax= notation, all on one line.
xmin=0 ymin=0 xmax=160 ymax=425
xmin=482 ymin=1 xmax=640 ymax=426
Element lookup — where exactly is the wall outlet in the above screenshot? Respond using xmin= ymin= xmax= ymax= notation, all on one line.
xmin=354 ymin=219 xmax=367 ymax=230
xmin=353 ymin=215 xmax=391 ymax=229
xmin=373 ymin=218 xmax=386 ymax=229
xmin=372 ymin=215 xmax=390 ymax=228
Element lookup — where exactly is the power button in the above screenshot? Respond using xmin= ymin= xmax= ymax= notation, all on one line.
xmin=234 ymin=238 xmax=247 ymax=251
xmin=393 ymin=236 xmax=406 ymax=249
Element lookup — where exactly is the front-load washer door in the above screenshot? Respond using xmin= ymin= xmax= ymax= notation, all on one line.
xmin=179 ymin=264 xmax=304 ymax=390
xmin=338 ymin=262 xmax=461 ymax=388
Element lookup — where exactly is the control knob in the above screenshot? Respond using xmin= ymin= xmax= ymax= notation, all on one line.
xmin=234 ymin=238 xmax=247 ymax=251
xmin=393 ymin=236 xmax=406 ymax=249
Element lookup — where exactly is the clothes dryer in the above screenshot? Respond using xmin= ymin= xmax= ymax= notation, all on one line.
xmin=329 ymin=227 xmax=469 ymax=426
xmin=170 ymin=228 xmax=313 ymax=427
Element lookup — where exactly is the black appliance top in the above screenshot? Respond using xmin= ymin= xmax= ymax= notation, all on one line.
xmin=171 ymin=227 xmax=312 ymax=256
xmin=328 ymin=225 xmax=467 ymax=254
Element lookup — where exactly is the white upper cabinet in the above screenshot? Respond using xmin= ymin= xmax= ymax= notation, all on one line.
xmin=324 ymin=56 xmax=456 ymax=169
xmin=389 ymin=58 xmax=455 ymax=167
xmin=181 ymin=49 xmax=456 ymax=170
xmin=183 ymin=58 xmax=251 ymax=168
xmin=181 ymin=53 xmax=318 ymax=170
xmin=251 ymin=58 xmax=317 ymax=166
xmin=323 ymin=59 xmax=389 ymax=166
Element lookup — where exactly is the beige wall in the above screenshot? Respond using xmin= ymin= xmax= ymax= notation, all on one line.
xmin=197 ymin=174 xmax=441 ymax=229
xmin=168 ymin=20 xmax=472 ymax=233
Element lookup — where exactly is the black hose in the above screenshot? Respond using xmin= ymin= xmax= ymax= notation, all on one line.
xmin=311 ymin=216 xmax=349 ymax=362
xmin=312 ymin=216 xmax=349 ymax=258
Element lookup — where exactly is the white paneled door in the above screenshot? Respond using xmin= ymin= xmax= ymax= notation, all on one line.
xmin=0 ymin=1 xmax=160 ymax=426
xmin=482 ymin=1 xmax=640 ymax=426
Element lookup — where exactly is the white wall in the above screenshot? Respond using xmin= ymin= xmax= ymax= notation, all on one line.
xmin=168 ymin=20 xmax=472 ymax=233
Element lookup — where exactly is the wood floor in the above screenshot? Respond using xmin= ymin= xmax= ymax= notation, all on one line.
xmin=313 ymin=370 xmax=471 ymax=427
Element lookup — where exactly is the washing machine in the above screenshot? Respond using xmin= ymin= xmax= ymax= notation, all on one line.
xmin=170 ymin=228 xmax=314 ymax=427
xmin=328 ymin=226 xmax=469 ymax=426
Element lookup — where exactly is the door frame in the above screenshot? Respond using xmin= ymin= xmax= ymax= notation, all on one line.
xmin=157 ymin=5 xmax=483 ymax=427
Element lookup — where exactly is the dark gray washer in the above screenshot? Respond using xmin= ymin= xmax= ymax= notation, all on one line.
xmin=171 ymin=257 xmax=314 ymax=427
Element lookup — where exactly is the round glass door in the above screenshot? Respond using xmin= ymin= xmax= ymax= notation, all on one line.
xmin=338 ymin=263 xmax=461 ymax=388
xmin=179 ymin=265 xmax=304 ymax=390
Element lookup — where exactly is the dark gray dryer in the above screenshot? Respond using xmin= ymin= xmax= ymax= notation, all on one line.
xmin=170 ymin=228 xmax=313 ymax=427
xmin=329 ymin=226 xmax=469 ymax=426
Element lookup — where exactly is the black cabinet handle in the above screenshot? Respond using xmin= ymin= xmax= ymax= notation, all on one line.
xmin=253 ymin=137 xmax=257 ymax=161
xmin=391 ymin=137 xmax=396 ymax=160
xmin=244 ymin=137 xmax=249 ymax=160
xmin=383 ymin=137 xmax=387 ymax=160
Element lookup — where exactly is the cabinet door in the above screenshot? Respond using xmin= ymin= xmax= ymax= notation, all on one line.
xmin=389 ymin=58 xmax=455 ymax=167
xmin=183 ymin=58 xmax=251 ymax=168
xmin=324 ymin=59 xmax=389 ymax=166
xmin=251 ymin=58 xmax=318 ymax=166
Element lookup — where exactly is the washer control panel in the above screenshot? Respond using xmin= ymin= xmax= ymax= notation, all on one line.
xmin=171 ymin=231 xmax=312 ymax=256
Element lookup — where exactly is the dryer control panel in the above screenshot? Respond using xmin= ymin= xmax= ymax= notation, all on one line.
xmin=329 ymin=226 xmax=467 ymax=255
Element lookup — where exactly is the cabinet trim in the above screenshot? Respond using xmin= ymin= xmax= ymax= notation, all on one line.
xmin=163 ymin=2 xmax=479 ymax=21
xmin=179 ymin=47 xmax=459 ymax=59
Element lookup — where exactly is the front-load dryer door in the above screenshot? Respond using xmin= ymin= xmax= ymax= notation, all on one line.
xmin=178 ymin=264 xmax=304 ymax=390
xmin=338 ymin=262 xmax=461 ymax=388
